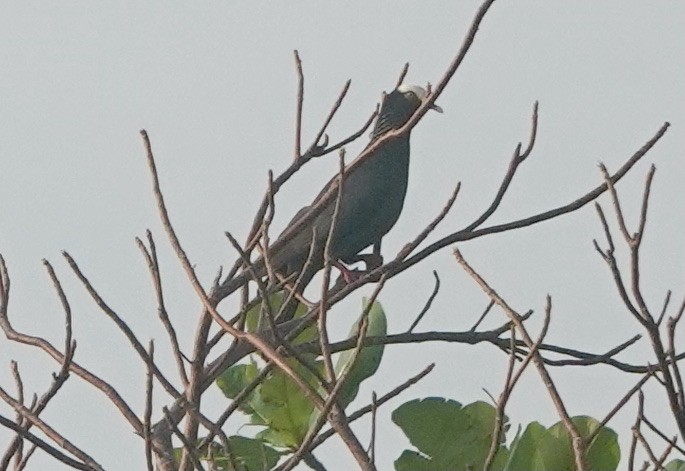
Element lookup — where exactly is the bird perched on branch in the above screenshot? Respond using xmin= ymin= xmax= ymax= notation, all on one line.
xmin=224 ymin=84 xmax=442 ymax=311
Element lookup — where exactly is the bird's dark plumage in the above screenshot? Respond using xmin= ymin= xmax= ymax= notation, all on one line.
xmin=225 ymin=84 xmax=441 ymax=305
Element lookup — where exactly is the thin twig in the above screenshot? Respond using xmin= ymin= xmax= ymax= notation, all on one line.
xmin=0 ymin=387 xmax=103 ymax=471
xmin=136 ymin=231 xmax=189 ymax=387
xmin=162 ymin=407 xmax=206 ymax=471
xmin=308 ymin=363 xmax=435 ymax=451
xmin=144 ymin=341 xmax=155 ymax=471
xmin=369 ymin=392 xmax=378 ymax=465
xmin=319 ymin=149 xmax=347 ymax=385
xmin=454 ymin=250 xmax=588 ymax=471
xmin=407 ymin=271 xmax=441 ymax=333
xmin=63 ymin=251 xmax=182 ymax=400
xmin=588 ymin=372 xmax=653 ymax=444
xmin=293 ymin=50 xmax=304 ymax=160
xmin=0 ymin=414 xmax=95 ymax=471
xmin=470 ymin=300 xmax=495 ymax=332
xmin=466 ymin=101 xmax=539 ymax=231
xmin=395 ymin=63 xmax=409 ymax=88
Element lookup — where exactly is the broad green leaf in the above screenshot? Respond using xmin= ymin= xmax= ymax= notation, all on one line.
xmin=395 ymin=450 xmax=433 ymax=471
xmin=666 ymin=459 xmax=685 ymax=471
xmin=333 ymin=299 xmax=387 ymax=409
xmin=393 ymin=398 xmax=508 ymax=470
xmin=249 ymin=356 xmax=322 ymax=448
xmin=582 ymin=417 xmax=620 ymax=471
xmin=216 ymin=361 xmax=260 ymax=414
xmin=506 ymin=422 xmax=563 ymax=471
xmin=547 ymin=416 xmax=619 ymax=471
xmin=506 ymin=416 xmax=619 ymax=471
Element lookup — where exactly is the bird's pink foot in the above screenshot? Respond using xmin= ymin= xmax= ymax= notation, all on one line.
xmin=333 ymin=261 xmax=365 ymax=284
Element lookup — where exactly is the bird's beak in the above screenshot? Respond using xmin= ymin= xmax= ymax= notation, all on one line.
xmin=430 ymin=103 xmax=443 ymax=114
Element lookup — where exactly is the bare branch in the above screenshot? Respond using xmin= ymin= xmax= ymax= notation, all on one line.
xmin=308 ymin=363 xmax=435 ymax=452
xmin=136 ymin=231 xmax=189 ymax=387
xmin=293 ymin=50 xmax=304 ymax=160
xmin=395 ymin=62 xmax=409 ymax=88
xmin=0 ymin=387 xmax=103 ymax=471
xmin=0 ymin=414 xmax=94 ymax=471
xmin=407 ymin=270 xmax=441 ymax=333
xmin=63 ymin=251 xmax=181 ymax=400
xmin=144 ymin=341 xmax=155 ymax=471
xmin=454 ymin=250 xmax=588 ymax=471
xmin=466 ymin=101 xmax=539 ymax=231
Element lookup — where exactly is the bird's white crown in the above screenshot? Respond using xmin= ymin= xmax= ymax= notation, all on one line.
xmin=397 ymin=84 xmax=428 ymax=101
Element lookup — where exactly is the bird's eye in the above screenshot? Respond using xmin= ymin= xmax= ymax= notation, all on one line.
xmin=404 ymin=91 xmax=417 ymax=99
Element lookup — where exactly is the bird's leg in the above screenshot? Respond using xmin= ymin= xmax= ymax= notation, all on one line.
xmin=333 ymin=260 xmax=365 ymax=284
xmin=343 ymin=242 xmax=384 ymax=268
xmin=334 ymin=242 xmax=385 ymax=284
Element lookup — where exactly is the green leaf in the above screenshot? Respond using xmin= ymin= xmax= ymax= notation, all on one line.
xmin=392 ymin=398 xmax=508 ymax=470
xmin=249 ymin=356 xmax=322 ymax=448
xmin=581 ymin=417 xmax=620 ymax=471
xmin=506 ymin=416 xmax=619 ymax=471
xmin=665 ymin=459 xmax=685 ymax=471
xmin=216 ymin=362 xmax=260 ymax=414
xmin=333 ymin=299 xmax=387 ymax=409
xmin=506 ymin=422 xmax=564 ymax=471
xmin=244 ymin=292 xmax=315 ymax=344
xmin=200 ymin=436 xmax=282 ymax=471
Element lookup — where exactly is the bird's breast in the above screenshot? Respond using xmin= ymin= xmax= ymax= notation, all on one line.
xmin=331 ymin=138 xmax=411 ymax=259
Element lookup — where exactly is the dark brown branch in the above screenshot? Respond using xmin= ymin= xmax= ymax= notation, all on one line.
xmin=308 ymin=363 xmax=435 ymax=452
xmin=641 ymin=413 xmax=685 ymax=456
xmin=0 ymin=386 xmax=103 ymax=471
xmin=454 ymin=250 xmax=588 ymax=470
xmin=589 ymin=372 xmax=652 ymax=445
xmin=63 ymin=251 xmax=182 ymax=400
xmin=162 ymin=407 xmax=205 ymax=471
xmin=1 ymin=256 xmax=143 ymax=451
xmin=0 ymin=414 xmax=95 ymax=471
xmin=407 ymin=270 xmax=441 ymax=333
xmin=396 ymin=122 xmax=669 ymax=279
xmin=319 ymin=150 xmax=347 ymax=385
xmin=466 ymin=101 xmax=539 ymax=231
xmin=470 ymin=300 xmax=496 ymax=332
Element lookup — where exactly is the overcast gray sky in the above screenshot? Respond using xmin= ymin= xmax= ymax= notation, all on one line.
xmin=1 ymin=1 xmax=684 ymax=470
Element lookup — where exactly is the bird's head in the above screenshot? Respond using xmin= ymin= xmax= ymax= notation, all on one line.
xmin=371 ymin=84 xmax=443 ymax=139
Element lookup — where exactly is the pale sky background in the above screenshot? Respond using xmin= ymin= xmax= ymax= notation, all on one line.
xmin=1 ymin=1 xmax=684 ymax=470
